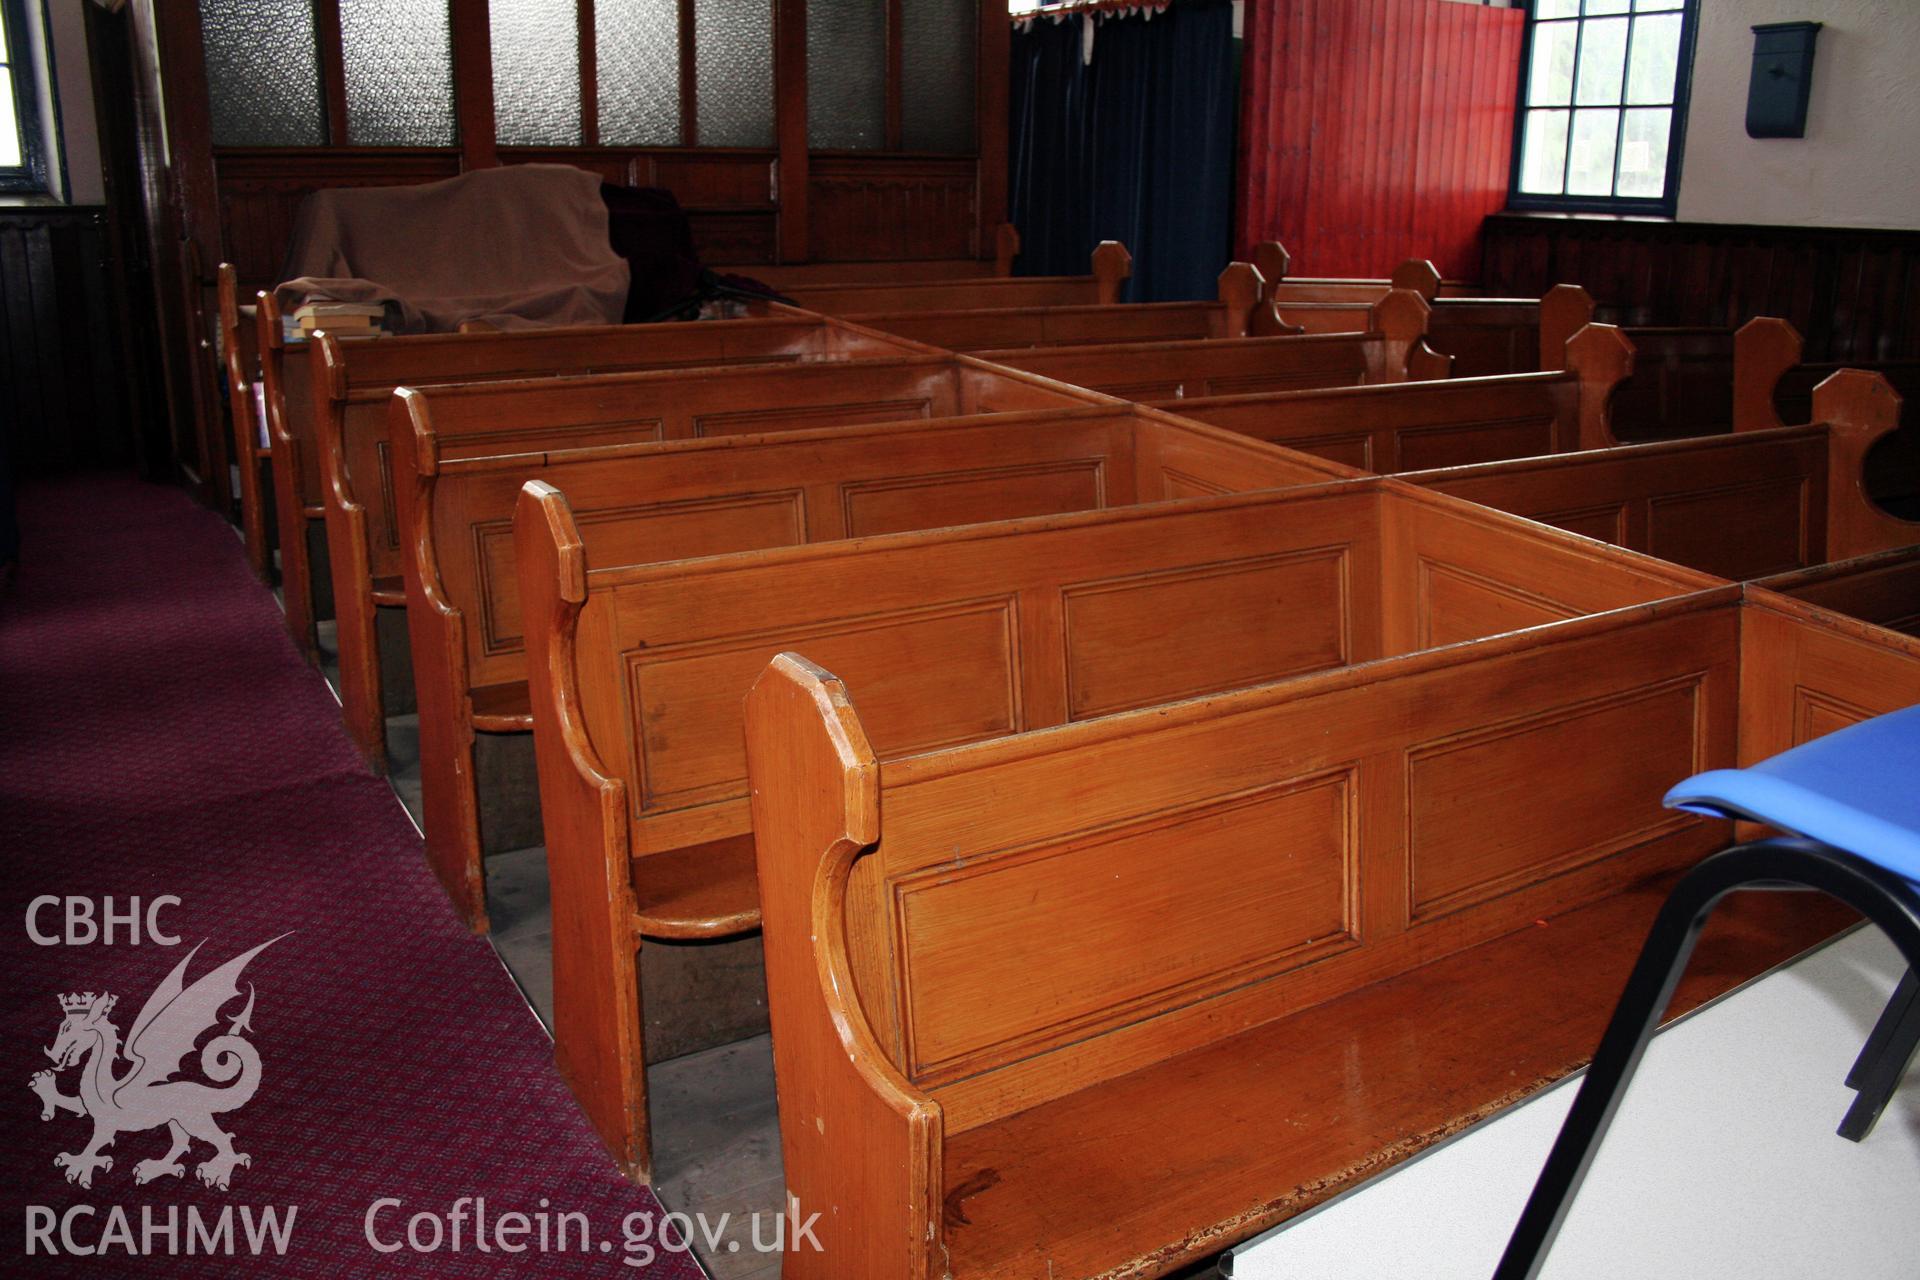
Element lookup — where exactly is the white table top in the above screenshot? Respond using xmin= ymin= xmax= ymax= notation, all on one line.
xmin=1225 ymin=924 xmax=1920 ymax=1280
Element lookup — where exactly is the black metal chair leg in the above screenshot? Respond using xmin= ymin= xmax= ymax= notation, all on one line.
xmin=1492 ymin=839 xmax=1920 ymax=1280
xmin=1838 ymin=974 xmax=1920 ymax=1141
xmin=1844 ymin=968 xmax=1918 ymax=1091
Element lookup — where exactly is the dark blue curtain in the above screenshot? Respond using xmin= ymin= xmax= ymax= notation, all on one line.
xmin=1007 ymin=0 xmax=1237 ymax=302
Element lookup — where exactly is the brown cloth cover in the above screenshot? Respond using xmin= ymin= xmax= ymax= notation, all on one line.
xmin=273 ymin=165 xmax=630 ymax=333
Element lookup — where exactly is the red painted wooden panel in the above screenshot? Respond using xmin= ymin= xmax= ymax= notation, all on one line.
xmin=1237 ymin=0 xmax=1524 ymax=281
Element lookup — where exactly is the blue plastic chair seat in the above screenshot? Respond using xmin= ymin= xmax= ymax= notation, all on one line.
xmin=1666 ymin=704 xmax=1920 ymax=884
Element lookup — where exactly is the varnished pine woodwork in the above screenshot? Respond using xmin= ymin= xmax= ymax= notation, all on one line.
xmin=398 ymin=400 xmax=1339 ymax=931
xmin=1160 ymin=322 xmax=1633 ymax=472
xmin=742 ymin=569 xmax=1899 ymax=1277
xmin=970 ymin=287 xmax=1445 ymax=393
xmin=296 ymin=321 xmax=962 ymax=770
xmin=1397 ymin=370 xmax=1919 ymax=580
xmin=779 ymin=241 xmax=1132 ymax=316
xmin=528 ymin=477 xmax=1718 ymax=1184
xmin=215 ymin=263 xmax=272 ymax=581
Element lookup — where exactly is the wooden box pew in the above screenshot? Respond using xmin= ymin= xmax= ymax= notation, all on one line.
xmin=1265 ymin=281 xmax=1596 ymax=379
xmin=515 ymin=473 xmax=1725 ymax=1186
xmin=971 ymin=288 xmax=1448 ymax=400
xmin=1735 ymin=317 xmax=1920 ymax=516
xmin=1251 ymin=241 xmax=1479 ymax=311
xmin=1751 ymin=544 xmax=1920 ymax=640
xmin=734 ymin=482 xmax=1915 ymax=1279
xmin=256 ymin=301 xmax=938 ymax=674
xmin=826 ymin=262 xmax=1270 ymax=352
xmin=1159 ymin=321 xmax=1635 ymax=472
xmin=1396 ymin=370 xmax=1920 ymax=583
xmin=215 ymin=263 xmax=273 ymax=583
xmin=742 ymin=587 xmax=1912 ymax=1280
xmin=393 ymin=400 xmax=1346 ymax=932
xmin=711 ymin=224 xmax=1020 ymax=287
xmin=1606 ymin=324 xmax=1739 ymax=440
xmin=773 ymin=240 xmax=1132 ymax=316
xmin=323 ymin=351 xmax=1102 ymax=773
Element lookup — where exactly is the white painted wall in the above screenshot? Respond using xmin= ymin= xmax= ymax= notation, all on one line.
xmin=1677 ymin=0 xmax=1920 ymax=230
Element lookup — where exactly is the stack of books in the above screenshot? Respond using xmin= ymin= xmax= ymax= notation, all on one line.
xmin=284 ymin=300 xmax=388 ymax=343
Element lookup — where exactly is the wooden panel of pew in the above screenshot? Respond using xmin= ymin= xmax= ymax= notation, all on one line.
xmin=713 ymin=224 xmax=1020 ymax=287
xmin=974 ymin=288 xmax=1447 ymax=398
xmin=1398 ymin=370 xmax=1919 ymax=580
xmin=1752 ymin=545 xmax=1920 ymax=639
xmin=1159 ymin=322 xmax=1634 ymax=471
xmin=517 ymin=476 xmax=1716 ymax=1185
xmin=1264 ymin=280 xmax=1595 ymax=378
xmin=777 ymin=240 xmax=1132 ymax=315
xmin=736 ymin=483 xmax=1911 ymax=1279
xmin=828 ymin=262 xmax=1268 ymax=352
xmin=1251 ymin=243 xmax=1476 ymax=312
xmin=215 ymin=264 xmax=272 ymax=582
xmin=322 ymin=351 xmax=1101 ymax=772
xmin=260 ymin=303 xmax=935 ymax=669
xmin=1608 ymin=325 xmax=1738 ymax=440
xmin=394 ymin=399 xmax=1344 ymax=933
xmin=1734 ymin=317 xmax=1920 ymax=514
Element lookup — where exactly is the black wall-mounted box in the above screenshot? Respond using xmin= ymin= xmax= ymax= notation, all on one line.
xmin=1747 ymin=21 xmax=1822 ymax=138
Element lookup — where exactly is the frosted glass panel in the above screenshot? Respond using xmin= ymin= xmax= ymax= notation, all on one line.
xmin=1616 ymin=107 xmax=1671 ymax=197
xmin=200 ymin=0 xmax=326 ymax=146
xmin=1566 ymin=108 xmax=1620 ymax=196
xmin=341 ymin=0 xmax=456 ymax=146
xmin=1526 ymin=21 xmax=1576 ymax=107
xmin=1573 ymin=17 xmax=1628 ymax=105
xmin=597 ymin=0 xmax=681 ymax=145
xmin=902 ymin=0 xmax=976 ymax=152
xmin=492 ymin=0 xmax=582 ymax=146
xmin=807 ymin=0 xmax=885 ymax=149
xmin=1626 ymin=12 xmax=1682 ymax=104
xmin=695 ymin=0 xmax=774 ymax=147
xmin=1518 ymin=109 xmax=1569 ymax=195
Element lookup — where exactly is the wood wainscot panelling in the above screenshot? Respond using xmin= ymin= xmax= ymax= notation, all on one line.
xmin=807 ymin=154 xmax=978 ymax=262
xmin=0 ymin=208 xmax=139 ymax=473
xmin=1480 ymin=213 xmax=1920 ymax=363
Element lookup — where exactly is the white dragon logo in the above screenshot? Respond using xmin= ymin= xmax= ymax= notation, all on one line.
xmin=28 ymin=936 xmax=285 ymax=1191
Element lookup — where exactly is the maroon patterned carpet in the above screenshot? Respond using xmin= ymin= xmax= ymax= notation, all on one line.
xmin=0 ymin=474 xmax=704 ymax=1277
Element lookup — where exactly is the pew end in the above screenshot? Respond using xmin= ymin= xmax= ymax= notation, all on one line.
xmin=1564 ymin=322 xmax=1637 ymax=449
xmin=1733 ymin=317 xmax=1806 ymax=434
xmin=744 ymin=654 xmax=941 ymax=1280
xmin=993 ymin=222 xmax=1020 ymax=275
xmin=1536 ymin=284 xmax=1598 ymax=373
xmin=1215 ymin=261 xmax=1266 ymax=339
xmin=1387 ymin=257 xmax=1443 ymax=300
xmin=1091 ymin=240 xmax=1133 ymax=305
xmin=1368 ymin=288 xmax=1444 ymax=381
xmin=514 ymin=479 xmax=656 ymax=1181
xmin=1815 ymin=368 xmax=1915 ymax=560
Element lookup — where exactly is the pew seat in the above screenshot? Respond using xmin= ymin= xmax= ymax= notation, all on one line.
xmin=939 ymin=883 xmax=1849 ymax=1279
xmin=630 ymin=835 xmax=759 ymax=937
xmin=468 ymin=682 xmax=534 ymax=730
xmin=370 ymin=575 xmax=405 ymax=606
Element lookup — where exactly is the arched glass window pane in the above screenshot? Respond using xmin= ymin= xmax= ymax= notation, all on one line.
xmin=341 ymin=0 xmax=456 ymax=147
xmin=696 ymin=0 xmax=774 ymax=147
xmin=200 ymin=0 xmax=326 ymax=146
xmin=598 ymin=0 xmax=681 ymax=146
xmin=492 ymin=0 xmax=582 ymax=146
xmin=902 ymin=0 xmax=976 ymax=153
xmin=807 ymin=0 xmax=885 ymax=149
